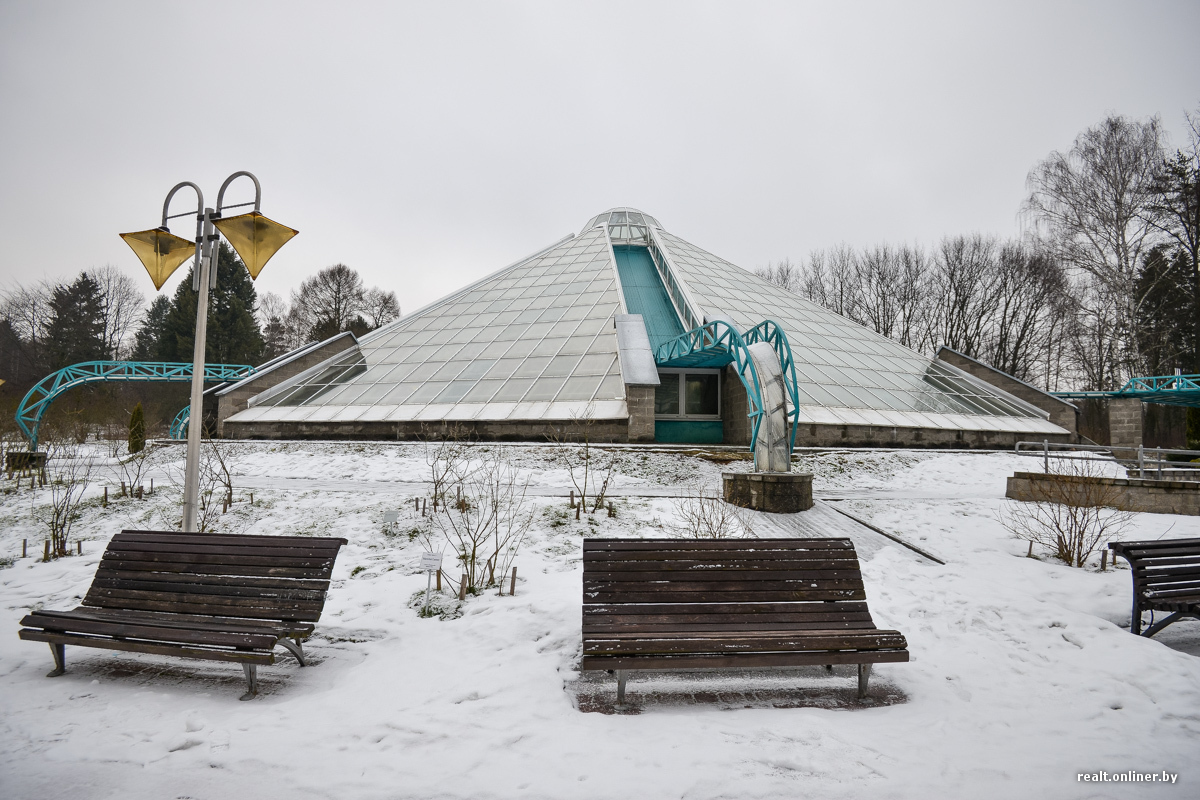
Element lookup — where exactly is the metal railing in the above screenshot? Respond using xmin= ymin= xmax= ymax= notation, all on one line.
xmin=1015 ymin=440 xmax=1200 ymax=480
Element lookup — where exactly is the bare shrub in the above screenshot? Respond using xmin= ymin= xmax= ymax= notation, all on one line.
xmin=421 ymin=442 xmax=534 ymax=596
xmin=547 ymin=402 xmax=616 ymax=514
xmin=35 ymin=440 xmax=97 ymax=558
xmin=1000 ymin=457 xmax=1135 ymax=567
xmin=163 ymin=438 xmax=239 ymax=531
xmin=672 ymin=485 xmax=755 ymax=539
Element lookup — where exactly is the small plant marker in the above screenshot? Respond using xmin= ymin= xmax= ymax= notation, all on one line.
xmin=419 ymin=551 xmax=442 ymax=616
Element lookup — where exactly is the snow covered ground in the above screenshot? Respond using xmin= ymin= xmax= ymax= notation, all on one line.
xmin=1 ymin=442 xmax=1197 ymax=799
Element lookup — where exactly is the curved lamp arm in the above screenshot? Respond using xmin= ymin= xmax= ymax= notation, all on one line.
xmin=160 ymin=181 xmax=204 ymax=230
xmin=216 ymin=171 xmax=261 ymax=215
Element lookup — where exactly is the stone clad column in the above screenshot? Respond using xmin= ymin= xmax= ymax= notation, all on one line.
xmin=1107 ymin=398 xmax=1143 ymax=450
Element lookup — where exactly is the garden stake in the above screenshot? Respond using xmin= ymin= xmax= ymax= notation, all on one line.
xmin=22 ymin=539 xmax=27 ymax=558
xmin=510 ymin=566 xmax=517 ymax=596
xmin=120 ymin=481 xmax=126 ymax=497
xmin=569 ymin=490 xmax=574 ymax=508
xmin=1027 ymin=541 xmax=1033 ymax=558
xmin=77 ymin=541 xmax=81 ymax=555
xmin=149 ymin=478 xmax=153 ymax=495
xmin=422 ymin=498 xmax=427 ymax=516
xmin=458 ymin=573 xmax=468 ymax=601
xmin=1100 ymin=550 xmax=1107 ymax=571
xmin=103 ymin=486 xmax=108 ymax=507
xmin=575 ymin=503 xmax=580 ymax=520
xmin=43 ymin=540 xmax=50 ymax=561
xmin=436 ymin=569 xmax=441 ymax=591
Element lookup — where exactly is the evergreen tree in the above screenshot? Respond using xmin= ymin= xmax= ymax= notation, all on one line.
xmin=128 ymin=402 xmax=145 ymax=454
xmin=45 ymin=272 xmax=106 ymax=369
xmin=1135 ymin=245 xmax=1197 ymax=377
xmin=130 ymin=295 xmax=171 ymax=361
xmin=158 ymin=243 xmax=265 ymax=365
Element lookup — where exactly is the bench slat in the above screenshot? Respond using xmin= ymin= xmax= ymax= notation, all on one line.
xmin=583 ymin=569 xmax=863 ymax=582
xmin=21 ymin=613 xmax=280 ymax=649
xmin=582 ymin=649 xmax=909 ymax=671
xmin=583 ymin=601 xmax=870 ymax=614
xmin=101 ymin=550 xmax=338 ymax=570
xmin=584 ymin=590 xmax=867 ymax=603
xmin=113 ymin=530 xmax=345 ymax=548
xmin=18 ymin=629 xmax=276 ymax=664
xmin=90 ymin=576 xmax=328 ymax=601
xmin=31 ymin=607 xmax=313 ymax=636
xmin=94 ymin=569 xmax=331 ymax=592
xmin=583 ymin=539 xmax=854 ymax=552
xmin=584 ymin=630 xmax=907 ymax=654
xmin=106 ymin=540 xmax=342 ymax=560
xmin=99 ymin=557 xmax=335 ymax=580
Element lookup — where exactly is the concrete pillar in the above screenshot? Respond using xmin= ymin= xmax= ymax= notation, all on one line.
xmin=625 ymin=385 xmax=656 ymax=442
xmin=1107 ymin=398 xmax=1143 ymax=450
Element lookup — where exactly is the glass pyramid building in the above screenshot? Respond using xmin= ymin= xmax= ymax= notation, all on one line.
xmin=222 ymin=208 xmax=1068 ymax=446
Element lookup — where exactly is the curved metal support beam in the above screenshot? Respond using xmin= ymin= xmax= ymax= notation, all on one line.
xmin=743 ymin=320 xmax=803 ymax=453
xmin=655 ymin=320 xmax=769 ymax=467
xmin=15 ymin=361 xmax=255 ymax=451
xmin=216 ymin=171 xmax=262 ymax=215
xmin=169 ymin=405 xmax=190 ymax=440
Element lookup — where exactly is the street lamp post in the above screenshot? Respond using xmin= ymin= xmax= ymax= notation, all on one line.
xmin=120 ymin=171 xmax=297 ymax=532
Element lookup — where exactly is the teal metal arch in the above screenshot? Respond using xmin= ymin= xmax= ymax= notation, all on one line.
xmin=16 ymin=361 xmax=255 ymax=451
xmin=1053 ymin=374 xmax=1200 ymax=407
xmin=169 ymin=405 xmax=190 ymax=440
xmin=655 ymin=318 xmax=802 ymax=460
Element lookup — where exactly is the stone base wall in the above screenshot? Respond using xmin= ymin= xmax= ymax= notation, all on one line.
xmin=223 ymin=417 xmax=633 ymax=443
xmin=792 ymin=423 xmax=1072 ymax=449
xmin=723 ymin=472 xmax=814 ymax=513
xmin=1005 ymin=471 xmax=1200 ymax=516
xmin=625 ymin=385 xmax=656 ymax=442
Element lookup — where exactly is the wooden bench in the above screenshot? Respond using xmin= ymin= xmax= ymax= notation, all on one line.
xmin=1109 ymin=537 xmax=1200 ymax=637
xmin=19 ymin=529 xmax=347 ymax=699
xmin=581 ymin=537 xmax=909 ymax=704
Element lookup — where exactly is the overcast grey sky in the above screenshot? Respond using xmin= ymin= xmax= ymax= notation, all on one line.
xmin=1 ymin=1 xmax=1197 ymax=315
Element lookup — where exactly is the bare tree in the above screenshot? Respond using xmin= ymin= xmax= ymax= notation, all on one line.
xmin=1024 ymin=114 xmax=1165 ymax=385
xmin=753 ymin=259 xmax=802 ymax=294
xmin=363 ymin=287 xmax=401 ymax=328
xmin=34 ymin=440 xmax=97 ymax=558
xmin=290 ymin=264 xmax=368 ymax=341
xmin=258 ymin=290 xmax=303 ymax=359
xmin=91 ymin=265 xmax=145 ymax=359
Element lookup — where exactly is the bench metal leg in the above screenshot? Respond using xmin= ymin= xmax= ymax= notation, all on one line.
xmin=240 ymin=664 xmax=258 ymax=701
xmin=616 ymin=670 xmax=627 ymax=705
xmin=277 ymin=637 xmax=306 ymax=666
xmin=857 ymin=663 xmax=872 ymax=699
xmin=47 ymin=643 xmax=65 ymax=677
xmin=1143 ymin=611 xmax=1199 ymax=638
xmin=1131 ymin=600 xmax=1142 ymax=635
xmin=825 ymin=665 xmax=834 ymax=673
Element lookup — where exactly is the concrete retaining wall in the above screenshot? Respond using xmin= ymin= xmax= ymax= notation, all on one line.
xmin=1005 ymin=471 xmax=1200 ymax=516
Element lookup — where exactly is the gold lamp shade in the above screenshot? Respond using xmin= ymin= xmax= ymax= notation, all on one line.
xmin=213 ymin=211 xmax=298 ymax=280
xmin=119 ymin=228 xmax=197 ymax=290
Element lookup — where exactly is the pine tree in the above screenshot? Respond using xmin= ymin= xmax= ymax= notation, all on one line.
xmin=158 ymin=243 xmax=265 ymax=365
xmin=131 ymin=295 xmax=171 ymax=361
xmin=128 ymin=402 xmax=145 ymax=454
xmin=45 ymin=272 xmax=106 ymax=369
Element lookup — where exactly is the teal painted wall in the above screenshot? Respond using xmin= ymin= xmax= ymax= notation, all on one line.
xmin=654 ymin=420 xmax=724 ymax=444
xmin=613 ymin=245 xmax=684 ymax=352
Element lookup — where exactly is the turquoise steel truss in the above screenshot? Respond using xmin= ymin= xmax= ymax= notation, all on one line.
xmin=655 ymin=318 xmax=802 ymax=455
xmin=169 ymin=405 xmax=191 ymax=440
xmin=1053 ymin=374 xmax=1200 ymax=408
xmin=16 ymin=361 xmax=255 ymax=450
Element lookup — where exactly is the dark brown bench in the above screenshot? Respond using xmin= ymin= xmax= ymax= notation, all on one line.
xmin=581 ymin=537 xmax=909 ymax=704
xmin=19 ymin=529 xmax=347 ymax=699
xmin=1109 ymin=538 xmax=1200 ymax=637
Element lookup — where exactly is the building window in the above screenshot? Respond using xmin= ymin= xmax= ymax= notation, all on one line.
xmin=655 ymin=370 xmax=720 ymax=418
